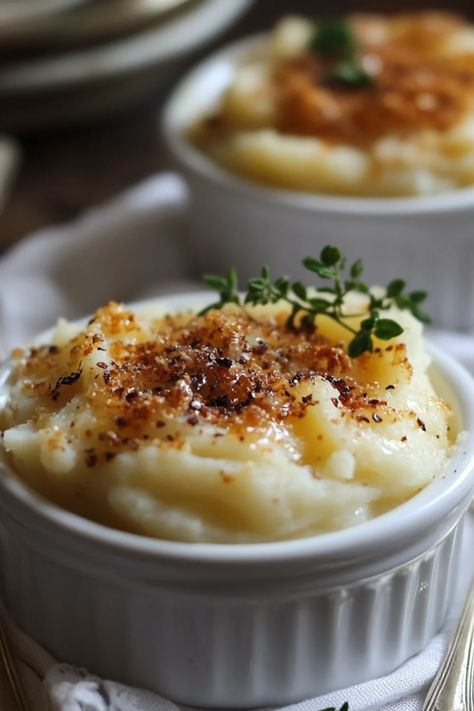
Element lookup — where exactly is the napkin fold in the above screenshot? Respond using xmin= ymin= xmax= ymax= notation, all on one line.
xmin=0 ymin=173 xmax=195 ymax=354
xmin=1 ymin=173 xmax=473 ymax=711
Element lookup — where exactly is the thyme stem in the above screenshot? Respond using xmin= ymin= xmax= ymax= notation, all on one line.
xmin=200 ymin=245 xmax=431 ymax=358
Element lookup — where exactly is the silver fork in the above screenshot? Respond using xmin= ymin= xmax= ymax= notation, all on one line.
xmin=422 ymin=572 xmax=474 ymax=710
xmin=0 ymin=617 xmax=30 ymax=711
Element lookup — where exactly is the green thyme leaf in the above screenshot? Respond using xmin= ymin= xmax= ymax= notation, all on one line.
xmin=275 ymin=276 xmax=290 ymax=295
xmin=362 ymin=311 xmax=378 ymax=327
xmin=374 ymin=319 xmax=404 ymax=340
xmin=292 ymin=281 xmax=308 ymax=300
xmin=302 ymin=256 xmax=321 ymax=272
xmin=352 ymin=283 xmax=369 ymax=294
xmin=201 ymin=245 xmax=431 ymax=358
xmin=386 ymin=279 xmax=406 ymax=298
xmin=316 ymin=265 xmax=335 ymax=279
xmin=309 ymin=20 xmax=355 ymax=57
xmin=320 ymin=245 xmax=342 ymax=266
xmin=303 ymin=257 xmax=334 ymax=279
xmin=350 ymin=259 xmax=364 ymax=279
xmin=199 ymin=267 xmax=241 ymax=315
xmin=203 ymin=275 xmax=228 ymax=291
xmin=348 ymin=331 xmax=373 ymax=358
xmin=309 ymin=297 xmax=331 ymax=310
xmin=410 ymin=290 xmax=428 ymax=304
xmin=316 ymin=286 xmax=337 ymax=294
xmin=309 ymin=19 xmax=374 ymax=88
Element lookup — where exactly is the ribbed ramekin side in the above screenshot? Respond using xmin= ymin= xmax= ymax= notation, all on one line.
xmin=0 ymin=518 xmax=463 ymax=708
xmin=180 ymin=171 xmax=474 ymax=332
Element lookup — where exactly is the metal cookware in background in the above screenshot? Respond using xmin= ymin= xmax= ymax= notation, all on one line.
xmin=0 ymin=0 xmax=254 ymax=132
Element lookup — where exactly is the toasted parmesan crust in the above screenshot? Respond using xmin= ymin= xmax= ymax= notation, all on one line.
xmin=0 ymin=299 xmax=458 ymax=543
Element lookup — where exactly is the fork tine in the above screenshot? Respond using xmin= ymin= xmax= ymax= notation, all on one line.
xmin=0 ymin=620 xmax=30 ymax=711
xmin=423 ymin=573 xmax=474 ymax=710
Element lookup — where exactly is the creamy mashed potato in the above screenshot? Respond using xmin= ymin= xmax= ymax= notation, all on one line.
xmin=192 ymin=13 xmax=474 ymax=196
xmin=0 ymin=298 xmax=459 ymax=543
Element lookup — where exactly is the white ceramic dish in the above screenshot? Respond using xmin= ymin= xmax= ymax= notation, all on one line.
xmin=0 ymin=0 xmax=198 ymax=52
xmin=0 ymin=0 xmax=254 ymax=130
xmin=162 ymin=35 xmax=474 ymax=333
xmin=0 ymin=296 xmax=474 ymax=708
xmin=0 ymin=0 xmax=87 ymax=27
xmin=0 ymin=0 xmax=253 ymax=93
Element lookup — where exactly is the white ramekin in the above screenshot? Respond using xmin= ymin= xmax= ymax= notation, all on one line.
xmin=1 ymin=299 xmax=474 ymax=708
xmin=162 ymin=35 xmax=474 ymax=333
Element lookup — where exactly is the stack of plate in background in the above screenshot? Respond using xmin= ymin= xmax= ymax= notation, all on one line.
xmin=0 ymin=0 xmax=253 ymax=132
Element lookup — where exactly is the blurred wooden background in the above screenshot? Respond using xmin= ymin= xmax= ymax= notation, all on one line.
xmin=1 ymin=0 xmax=473 ymax=254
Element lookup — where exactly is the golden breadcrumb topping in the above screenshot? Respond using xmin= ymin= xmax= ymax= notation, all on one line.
xmin=12 ymin=303 xmax=416 ymax=467
xmin=201 ymin=13 xmax=474 ymax=147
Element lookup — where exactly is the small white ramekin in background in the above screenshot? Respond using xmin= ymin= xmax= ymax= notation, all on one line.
xmin=0 ymin=296 xmax=474 ymax=708
xmin=162 ymin=36 xmax=474 ymax=333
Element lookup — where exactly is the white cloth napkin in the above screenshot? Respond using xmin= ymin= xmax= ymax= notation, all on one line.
xmin=1 ymin=173 xmax=474 ymax=711
xmin=0 ymin=173 xmax=196 ymax=355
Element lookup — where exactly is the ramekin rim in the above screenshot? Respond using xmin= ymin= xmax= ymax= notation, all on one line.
xmin=161 ymin=32 xmax=474 ymax=216
xmin=1 ymin=295 xmax=474 ymax=566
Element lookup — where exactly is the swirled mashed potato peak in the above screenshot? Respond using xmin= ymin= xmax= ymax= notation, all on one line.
xmin=0 ymin=299 xmax=457 ymax=542
xmin=192 ymin=13 xmax=474 ymax=196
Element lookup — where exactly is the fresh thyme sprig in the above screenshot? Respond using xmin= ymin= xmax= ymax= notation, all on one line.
xmin=200 ymin=245 xmax=431 ymax=359
xmin=308 ymin=19 xmax=373 ymax=88
xmin=199 ymin=267 xmax=240 ymax=313
xmin=309 ymin=19 xmax=356 ymax=57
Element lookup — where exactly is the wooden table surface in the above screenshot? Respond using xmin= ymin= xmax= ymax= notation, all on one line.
xmin=1 ymin=0 xmax=473 ymax=255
